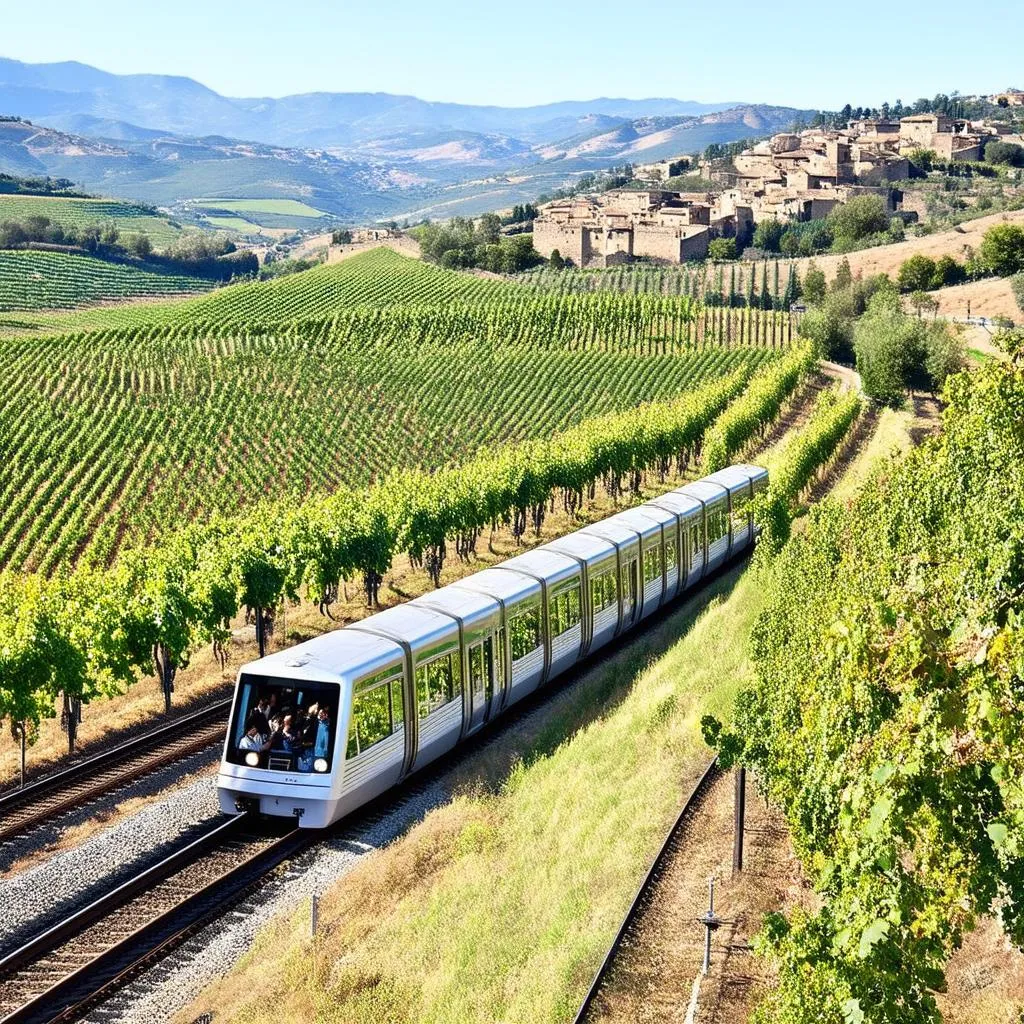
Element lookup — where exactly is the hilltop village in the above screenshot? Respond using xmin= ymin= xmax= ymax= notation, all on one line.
xmin=532 ymin=112 xmax=1022 ymax=266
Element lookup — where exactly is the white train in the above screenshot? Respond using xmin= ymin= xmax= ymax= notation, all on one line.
xmin=217 ymin=465 xmax=767 ymax=827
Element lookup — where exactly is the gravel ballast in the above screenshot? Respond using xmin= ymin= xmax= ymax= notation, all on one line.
xmin=0 ymin=748 xmax=221 ymax=954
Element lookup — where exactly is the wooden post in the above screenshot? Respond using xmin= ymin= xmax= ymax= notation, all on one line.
xmin=733 ymin=767 xmax=746 ymax=873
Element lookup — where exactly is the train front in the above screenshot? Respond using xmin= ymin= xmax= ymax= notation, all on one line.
xmin=217 ymin=654 xmax=347 ymax=828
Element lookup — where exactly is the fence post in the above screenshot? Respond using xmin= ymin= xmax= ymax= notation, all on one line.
xmin=310 ymin=893 xmax=319 ymax=938
xmin=733 ymin=766 xmax=746 ymax=874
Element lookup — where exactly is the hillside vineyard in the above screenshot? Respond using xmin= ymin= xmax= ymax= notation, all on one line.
xmin=0 ymin=250 xmax=801 ymax=575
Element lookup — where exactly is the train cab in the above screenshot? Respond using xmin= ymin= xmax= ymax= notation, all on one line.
xmin=217 ymin=628 xmax=404 ymax=826
xmin=542 ymin=531 xmax=619 ymax=657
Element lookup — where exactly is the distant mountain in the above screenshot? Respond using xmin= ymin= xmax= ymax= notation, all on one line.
xmin=534 ymin=106 xmax=816 ymax=168
xmin=0 ymin=58 xmax=811 ymax=222
xmin=0 ymin=58 xmax=736 ymax=150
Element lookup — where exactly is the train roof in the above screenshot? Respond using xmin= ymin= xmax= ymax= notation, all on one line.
xmin=675 ymin=480 xmax=729 ymax=505
xmin=645 ymin=490 xmax=704 ymax=517
xmin=450 ymin=566 xmax=541 ymax=604
xmin=580 ymin=518 xmax=641 ymax=547
xmin=411 ymin=586 xmax=500 ymax=631
xmin=543 ymin=531 xmax=617 ymax=565
xmin=346 ymin=603 xmax=457 ymax=651
xmin=609 ymin=505 xmax=675 ymax=536
xmin=496 ymin=548 xmax=580 ymax=588
xmin=703 ymin=466 xmax=759 ymax=494
xmin=239 ymin=627 xmax=402 ymax=685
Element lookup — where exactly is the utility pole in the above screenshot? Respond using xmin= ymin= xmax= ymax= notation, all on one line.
xmin=701 ymin=877 xmax=721 ymax=974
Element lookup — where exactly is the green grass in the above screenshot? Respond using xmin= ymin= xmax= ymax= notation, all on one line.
xmin=0 ymin=194 xmax=182 ymax=250
xmin=0 ymin=250 xmax=215 ymax=312
xmin=196 ymin=198 xmax=327 ymax=218
xmin=201 ymin=215 xmax=262 ymax=233
xmin=182 ymin=561 xmax=765 ymax=1024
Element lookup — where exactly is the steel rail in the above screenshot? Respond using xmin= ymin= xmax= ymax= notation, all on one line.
xmin=0 ymin=814 xmax=313 ymax=1024
xmin=570 ymin=756 xmax=722 ymax=1024
xmin=0 ymin=699 xmax=232 ymax=842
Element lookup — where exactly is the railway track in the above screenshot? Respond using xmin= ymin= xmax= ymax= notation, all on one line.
xmin=571 ymin=756 xmax=722 ymax=1024
xmin=0 ymin=812 xmax=312 ymax=1024
xmin=0 ymin=700 xmax=231 ymax=844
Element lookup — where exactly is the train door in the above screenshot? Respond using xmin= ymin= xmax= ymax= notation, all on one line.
xmin=622 ymin=557 xmax=639 ymax=626
xmin=468 ymin=635 xmax=496 ymax=730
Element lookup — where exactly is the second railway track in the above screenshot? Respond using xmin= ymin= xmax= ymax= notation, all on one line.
xmin=0 ymin=812 xmax=311 ymax=1024
xmin=0 ymin=700 xmax=231 ymax=844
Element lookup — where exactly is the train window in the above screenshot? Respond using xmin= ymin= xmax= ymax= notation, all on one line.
xmin=226 ymin=673 xmax=339 ymax=773
xmin=708 ymin=508 xmax=728 ymax=543
xmin=549 ymin=583 xmax=582 ymax=638
xmin=347 ymin=668 xmax=404 ymax=759
xmin=665 ymin=536 xmax=678 ymax=574
xmin=509 ymin=606 xmax=542 ymax=662
xmin=643 ymin=545 xmax=662 ymax=584
xmin=415 ymin=652 xmax=461 ymax=719
xmin=590 ymin=569 xmax=617 ymax=613
xmin=690 ymin=523 xmax=702 ymax=562
xmin=731 ymin=495 xmax=749 ymax=533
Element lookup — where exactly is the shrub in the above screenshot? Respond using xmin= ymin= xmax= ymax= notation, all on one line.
xmin=829 ymin=195 xmax=890 ymax=245
xmin=979 ymin=223 xmax=1024 ymax=276
xmin=985 ymin=141 xmax=1024 ymax=167
xmin=1012 ymin=273 xmax=1024 ymax=314
xmin=708 ymin=237 xmax=738 ymax=261
xmin=897 ymin=254 xmax=937 ymax=292
xmin=931 ymin=254 xmax=964 ymax=288
xmin=802 ymin=261 xmax=826 ymax=304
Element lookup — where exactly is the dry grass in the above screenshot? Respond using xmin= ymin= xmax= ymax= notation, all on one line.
xmin=177 ymin=556 xmax=767 ymax=1024
xmin=778 ymin=208 xmax=1024 ymax=283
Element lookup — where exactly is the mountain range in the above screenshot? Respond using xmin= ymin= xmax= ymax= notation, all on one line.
xmin=0 ymin=58 xmax=814 ymax=221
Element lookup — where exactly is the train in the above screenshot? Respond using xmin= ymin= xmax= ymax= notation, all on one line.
xmin=216 ymin=464 xmax=768 ymax=828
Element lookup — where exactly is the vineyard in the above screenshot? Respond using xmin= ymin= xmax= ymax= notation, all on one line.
xmin=0 ymin=322 xmax=778 ymax=575
xmin=0 ymin=250 xmax=215 ymax=312
xmin=519 ymin=258 xmax=803 ymax=308
xmin=0 ymin=349 xmax=818 ymax=737
xmin=0 ymin=194 xmax=182 ymax=250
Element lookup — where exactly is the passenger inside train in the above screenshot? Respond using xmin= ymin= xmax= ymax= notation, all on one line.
xmin=226 ymin=673 xmax=339 ymax=773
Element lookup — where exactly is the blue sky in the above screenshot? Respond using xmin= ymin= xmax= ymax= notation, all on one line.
xmin=2 ymin=0 xmax=1021 ymax=109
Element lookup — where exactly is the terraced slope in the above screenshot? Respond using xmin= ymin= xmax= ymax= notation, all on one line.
xmin=0 ymin=250 xmax=215 ymax=312
xmin=0 ymin=194 xmax=182 ymax=249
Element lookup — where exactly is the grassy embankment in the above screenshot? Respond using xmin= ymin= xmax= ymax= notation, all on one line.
xmin=177 ymin=382 xmax=862 ymax=1024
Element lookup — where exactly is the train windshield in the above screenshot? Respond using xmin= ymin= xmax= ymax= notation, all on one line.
xmin=226 ymin=673 xmax=339 ymax=774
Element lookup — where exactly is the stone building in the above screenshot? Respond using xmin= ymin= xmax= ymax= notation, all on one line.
xmin=532 ymin=191 xmax=711 ymax=266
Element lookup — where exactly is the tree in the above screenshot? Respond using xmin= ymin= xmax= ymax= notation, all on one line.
xmin=931 ymin=254 xmax=964 ymax=289
xmin=476 ymin=213 xmax=501 ymax=246
xmin=127 ymin=233 xmax=153 ymax=259
xmin=909 ymin=290 xmax=939 ymax=318
xmin=897 ymin=254 xmax=938 ymax=292
xmin=708 ymin=237 xmax=737 ymax=261
xmin=985 ymin=141 xmax=1024 ymax=167
xmin=1013 ymin=272 xmax=1024 ymax=313
xmin=802 ymin=261 xmax=826 ymax=304
xmin=549 ymin=248 xmax=565 ymax=270
xmin=752 ymin=219 xmax=786 ymax=253
xmin=980 ymin=224 xmax=1024 ymax=276
xmin=829 ymin=195 xmax=890 ymax=245
xmin=331 ymin=228 xmax=353 ymax=245
xmin=832 ymin=257 xmax=853 ymax=292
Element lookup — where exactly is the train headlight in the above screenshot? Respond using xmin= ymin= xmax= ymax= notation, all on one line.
xmin=244 ymin=752 xmax=260 ymax=767
xmin=314 ymin=757 xmax=329 ymax=773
